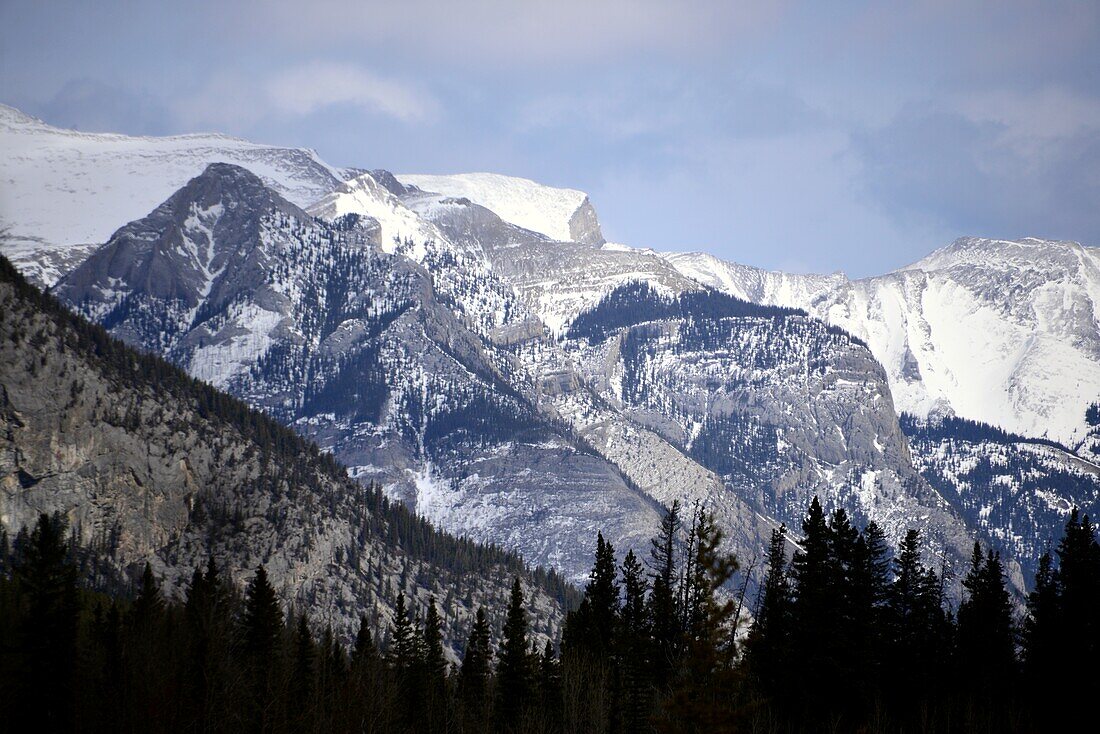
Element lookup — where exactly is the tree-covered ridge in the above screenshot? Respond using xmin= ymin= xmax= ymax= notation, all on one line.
xmin=902 ymin=411 xmax=1100 ymax=585
xmin=4 ymin=497 xmax=1096 ymax=732
xmin=567 ymin=281 xmax=822 ymax=344
xmin=0 ymin=254 xmax=577 ymax=641
xmin=900 ymin=412 xmax=1068 ymax=452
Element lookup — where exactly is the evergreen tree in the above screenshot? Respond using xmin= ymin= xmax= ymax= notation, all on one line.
xmin=241 ymin=565 xmax=282 ymax=661
xmin=131 ymin=562 xmax=165 ymax=623
xmin=648 ymin=500 xmax=682 ymax=689
xmin=1022 ymin=551 xmax=1059 ymax=698
xmin=240 ymin=565 xmax=283 ymax=731
xmin=619 ymin=549 xmax=652 ymax=734
xmin=387 ymin=593 xmax=416 ymax=671
xmin=956 ymin=544 xmax=1016 ymax=709
xmin=497 ymin=577 xmax=531 ymax=732
xmin=538 ymin=638 xmax=563 ymax=731
xmin=885 ymin=528 xmax=945 ymax=716
xmin=745 ymin=525 xmax=792 ymax=697
xmin=351 ymin=614 xmax=376 ymax=668
xmin=422 ymin=597 xmax=448 ymax=729
xmin=459 ymin=607 xmax=493 ymax=733
xmin=291 ymin=614 xmax=317 ymax=729
xmin=659 ymin=511 xmax=742 ymax=733
xmin=1055 ymin=508 xmax=1100 ymax=699
xmin=11 ymin=513 xmax=79 ymax=731
xmin=788 ymin=496 xmax=836 ymax=719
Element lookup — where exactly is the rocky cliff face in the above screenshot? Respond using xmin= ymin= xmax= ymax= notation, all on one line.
xmin=407 ymin=194 xmax=980 ymax=590
xmin=54 ymin=164 xmax=662 ymax=583
xmin=0 ymin=256 xmax=571 ymax=651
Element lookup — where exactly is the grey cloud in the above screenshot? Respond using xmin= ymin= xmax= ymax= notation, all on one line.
xmin=38 ymin=79 xmax=172 ymax=136
xmin=852 ymin=106 xmax=1100 ymax=245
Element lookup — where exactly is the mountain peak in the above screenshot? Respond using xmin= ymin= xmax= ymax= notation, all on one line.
xmin=901 ymin=235 xmax=1091 ymax=274
xmin=396 ymin=172 xmax=604 ymax=245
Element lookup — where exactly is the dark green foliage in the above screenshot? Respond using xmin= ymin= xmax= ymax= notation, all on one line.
xmin=647 ymin=500 xmax=682 ymax=691
xmin=957 ymin=544 xmax=1016 ymax=697
xmin=568 ymin=281 xmax=809 ymax=344
xmin=562 ymin=531 xmax=619 ymax=656
xmin=1 ymin=503 xmax=1096 ymax=732
xmin=659 ymin=510 xmax=742 ymax=733
xmin=6 ymin=513 xmax=79 ymax=731
xmin=495 ymin=577 xmax=530 ymax=732
xmin=458 ymin=607 xmax=493 ymax=733
xmin=241 ymin=566 xmax=282 ymax=661
xmin=744 ymin=525 xmax=791 ymax=694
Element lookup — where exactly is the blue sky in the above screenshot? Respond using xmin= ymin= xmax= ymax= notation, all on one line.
xmin=2 ymin=0 xmax=1097 ymax=276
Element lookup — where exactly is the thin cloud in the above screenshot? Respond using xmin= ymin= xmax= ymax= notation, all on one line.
xmin=265 ymin=62 xmax=438 ymax=123
xmin=230 ymin=0 xmax=787 ymax=66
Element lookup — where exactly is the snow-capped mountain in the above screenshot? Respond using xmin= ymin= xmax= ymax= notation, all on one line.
xmin=397 ymin=172 xmax=605 ymax=246
xmin=4 ymin=104 xmax=1095 ymax=594
xmin=397 ymin=186 xmax=981 ymax=587
xmin=53 ymin=163 xmax=664 ymax=582
xmin=0 ymin=103 xmax=350 ymax=285
xmin=663 ymin=238 xmax=1100 ymax=451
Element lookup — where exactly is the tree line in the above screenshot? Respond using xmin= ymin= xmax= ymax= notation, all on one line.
xmin=2 ymin=498 xmax=1097 ymax=732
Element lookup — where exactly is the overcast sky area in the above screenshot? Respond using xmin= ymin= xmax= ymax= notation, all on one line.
xmin=1 ymin=1 xmax=1097 ymax=276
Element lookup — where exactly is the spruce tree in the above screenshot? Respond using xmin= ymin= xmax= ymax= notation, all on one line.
xmin=659 ymin=511 xmax=742 ymax=733
xmin=241 ymin=565 xmax=282 ymax=661
xmin=291 ymin=614 xmax=316 ymax=729
xmin=745 ymin=525 xmax=791 ymax=698
xmin=648 ymin=500 xmax=682 ymax=689
xmin=563 ymin=531 xmax=620 ymax=657
xmin=619 ymin=549 xmax=652 ymax=734
xmin=422 ymin=597 xmax=448 ymax=729
xmin=12 ymin=513 xmax=79 ymax=731
xmin=788 ymin=496 xmax=835 ymax=718
xmin=885 ymin=528 xmax=945 ymax=716
xmin=131 ymin=562 xmax=165 ymax=623
xmin=1023 ymin=551 xmax=1059 ymax=698
xmin=387 ymin=593 xmax=415 ymax=671
xmin=459 ymin=607 xmax=493 ymax=732
xmin=956 ymin=544 xmax=1016 ymax=708
xmin=240 ymin=565 xmax=284 ymax=731
xmin=497 ymin=577 xmax=531 ymax=732
xmin=1055 ymin=508 xmax=1100 ymax=698
xmin=351 ymin=614 xmax=376 ymax=668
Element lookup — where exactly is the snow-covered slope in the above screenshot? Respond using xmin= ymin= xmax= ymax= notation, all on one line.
xmin=397 ymin=172 xmax=604 ymax=245
xmin=0 ymin=104 xmax=349 ymax=283
xmin=664 ymin=238 xmax=1100 ymax=449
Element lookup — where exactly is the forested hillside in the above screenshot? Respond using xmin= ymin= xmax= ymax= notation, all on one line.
xmin=0 ymin=254 xmax=574 ymax=654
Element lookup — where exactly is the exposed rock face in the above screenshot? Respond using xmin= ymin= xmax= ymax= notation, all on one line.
xmin=408 ymin=194 xmax=981 ymax=592
xmin=568 ymin=196 xmax=605 ymax=246
xmin=558 ymin=284 xmax=979 ymax=586
xmin=0 ymin=257 xmax=570 ymax=651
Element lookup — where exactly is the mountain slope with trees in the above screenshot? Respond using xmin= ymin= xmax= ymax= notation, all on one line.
xmin=0 ymin=253 xmax=574 ymax=652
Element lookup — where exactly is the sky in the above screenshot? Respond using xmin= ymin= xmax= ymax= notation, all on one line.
xmin=1 ymin=0 xmax=1098 ymax=277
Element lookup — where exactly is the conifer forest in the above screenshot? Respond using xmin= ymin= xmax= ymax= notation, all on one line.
xmin=2 ymin=498 xmax=1097 ymax=733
